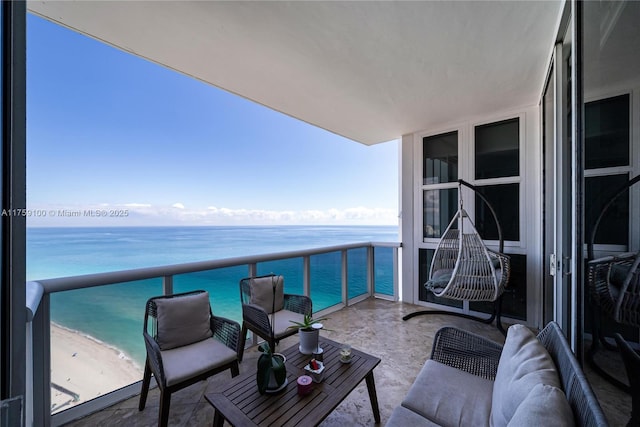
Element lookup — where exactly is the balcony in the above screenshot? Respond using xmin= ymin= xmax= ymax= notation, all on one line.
xmin=52 ymin=298 xmax=630 ymax=426
xmin=25 ymin=242 xmax=630 ymax=426
xmin=26 ymin=242 xmax=399 ymax=426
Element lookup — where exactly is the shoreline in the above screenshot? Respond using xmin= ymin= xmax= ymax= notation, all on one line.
xmin=51 ymin=323 xmax=143 ymax=413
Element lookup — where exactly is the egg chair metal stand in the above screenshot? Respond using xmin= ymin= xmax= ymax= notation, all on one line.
xmin=403 ymin=179 xmax=511 ymax=336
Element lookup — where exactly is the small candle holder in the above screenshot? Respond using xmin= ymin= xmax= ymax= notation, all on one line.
xmin=304 ymin=359 xmax=325 ymax=383
xmin=339 ymin=344 xmax=352 ymax=363
xmin=297 ymin=375 xmax=313 ymax=396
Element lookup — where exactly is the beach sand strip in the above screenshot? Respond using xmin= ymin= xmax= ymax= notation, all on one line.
xmin=51 ymin=324 xmax=143 ymax=413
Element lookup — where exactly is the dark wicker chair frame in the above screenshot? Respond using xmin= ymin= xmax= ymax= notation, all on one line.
xmin=239 ymin=274 xmax=312 ymax=362
xmin=138 ymin=290 xmax=241 ymax=427
xmin=614 ymin=333 xmax=640 ymax=426
xmin=586 ymin=174 xmax=640 ymax=391
xmin=431 ymin=322 xmax=608 ymax=426
xmin=404 ymin=179 xmax=511 ymax=335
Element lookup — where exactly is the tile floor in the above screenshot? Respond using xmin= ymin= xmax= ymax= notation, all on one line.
xmin=62 ymin=298 xmax=631 ymax=426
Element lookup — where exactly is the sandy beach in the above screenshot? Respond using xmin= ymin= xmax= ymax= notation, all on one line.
xmin=51 ymin=324 xmax=143 ymax=413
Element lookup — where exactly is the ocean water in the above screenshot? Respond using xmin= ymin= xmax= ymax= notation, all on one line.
xmin=27 ymin=225 xmax=398 ymax=367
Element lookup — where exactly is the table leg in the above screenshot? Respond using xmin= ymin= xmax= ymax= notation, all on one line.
xmin=365 ymin=371 xmax=381 ymax=423
xmin=213 ymin=409 xmax=224 ymax=427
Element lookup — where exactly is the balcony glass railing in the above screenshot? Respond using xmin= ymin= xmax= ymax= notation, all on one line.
xmin=26 ymin=241 xmax=399 ymax=427
xmin=374 ymin=246 xmax=396 ymax=296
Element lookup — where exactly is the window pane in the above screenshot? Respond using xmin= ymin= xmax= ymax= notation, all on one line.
xmin=475 ymin=118 xmax=519 ymax=179
xmin=418 ymin=249 xmax=462 ymax=308
xmin=470 ymin=254 xmax=526 ymax=320
xmin=423 ymin=131 xmax=458 ymax=185
xmin=585 ymin=94 xmax=629 ymax=169
xmin=585 ymin=173 xmax=629 ymax=246
xmin=423 ymin=188 xmax=458 ymax=239
xmin=474 ymin=183 xmax=519 ymax=241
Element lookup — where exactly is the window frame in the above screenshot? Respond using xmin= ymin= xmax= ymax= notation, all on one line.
xmin=583 ymin=91 xmax=637 ymax=256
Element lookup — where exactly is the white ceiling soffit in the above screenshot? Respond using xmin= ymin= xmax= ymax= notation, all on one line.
xmin=28 ymin=1 xmax=562 ymax=146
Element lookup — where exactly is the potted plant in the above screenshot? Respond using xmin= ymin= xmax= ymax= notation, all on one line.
xmin=256 ymin=342 xmax=287 ymax=394
xmin=288 ymin=314 xmax=330 ymax=355
xmin=256 ymin=274 xmax=288 ymax=394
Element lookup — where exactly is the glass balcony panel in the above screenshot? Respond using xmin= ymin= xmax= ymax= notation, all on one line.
xmin=257 ymin=258 xmax=304 ymax=296
xmin=50 ymin=278 xmax=162 ymax=414
xmin=174 ymin=265 xmax=247 ymax=324
xmin=310 ymin=252 xmax=342 ymax=311
xmin=347 ymin=247 xmax=368 ymax=299
xmin=423 ymin=188 xmax=458 ymax=239
xmin=423 ymin=131 xmax=458 ymax=185
xmin=374 ymin=246 xmax=394 ymax=296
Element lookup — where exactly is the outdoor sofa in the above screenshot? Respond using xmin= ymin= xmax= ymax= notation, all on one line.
xmin=387 ymin=322 xmax=608 ymax=426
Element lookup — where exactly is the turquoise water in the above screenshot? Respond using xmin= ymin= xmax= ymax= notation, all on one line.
xmin=28 ymin=225 xmax=398 ymax=366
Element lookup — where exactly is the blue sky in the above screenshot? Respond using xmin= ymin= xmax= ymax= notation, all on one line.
xmin=26 ymin=14 xmax=398 ymax=227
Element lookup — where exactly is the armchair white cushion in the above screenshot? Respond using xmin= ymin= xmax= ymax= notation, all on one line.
xmin=249 ymin=275 xmax=284 ymax=314
xmin=162 ymin=338 xmax=238 ymax=387
xmin=155 ymin=291 xmax=212 ymax=350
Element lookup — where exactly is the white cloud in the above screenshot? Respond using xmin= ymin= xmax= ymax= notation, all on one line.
xmin=124 ymin=203 xmax=152 ymax=208
xmin=26 ymin=202 xmax=398 ymax=227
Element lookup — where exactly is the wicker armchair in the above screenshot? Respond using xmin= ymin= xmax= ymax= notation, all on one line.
xmin=238 ymin=274 xmax=312 ymax=361
xmin=615 ymin=333 xmax=640 ymax=426
xmin=587 ymin=252 xmax=640 ymax=328
xmin=586 ymin=175 xmax=640 ymax=328
xmin=585 ymin=174 xmax=640 ymax=391
xmin=138 ymin=290 xmax=240 ymax=427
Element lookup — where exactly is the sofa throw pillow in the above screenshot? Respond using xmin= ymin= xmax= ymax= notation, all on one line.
xmin=250 ymin=275 xmax=284 ymax=314
xmin=507 ymin=383 xmax=574 ymax=426
xmin=490 ymin=324 xmax=561 ymax=427
xmin=155 ymin=291 xmax=213 ymax=350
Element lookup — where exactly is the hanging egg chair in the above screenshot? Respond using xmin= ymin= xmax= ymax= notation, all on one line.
xmin=426 ymin=208 xmax=510 ymax=302
xmin=404 ymin=179 xmax=511 ymax=334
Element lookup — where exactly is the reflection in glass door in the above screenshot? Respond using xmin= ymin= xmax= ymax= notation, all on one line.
xmin=581 ymin=0 xmax=640 ymax=402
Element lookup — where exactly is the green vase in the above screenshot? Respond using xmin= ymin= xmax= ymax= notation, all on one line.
xmin=257 ymin=352 xmax=287 ymax=394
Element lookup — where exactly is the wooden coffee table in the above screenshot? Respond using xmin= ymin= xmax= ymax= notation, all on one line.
xmin=205 ymin=336 xmax=381 ymax=426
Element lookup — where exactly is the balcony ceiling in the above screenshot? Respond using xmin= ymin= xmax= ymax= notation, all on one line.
xmin=28 ymin=1 xmax=562 ymax=145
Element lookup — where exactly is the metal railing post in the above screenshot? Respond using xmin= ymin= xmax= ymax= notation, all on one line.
xmin=393 ymin=246 xmax=400 ymax=301
xmin=31 ymin=293 xmax=50 ymax=427
xmin=162 ymin=275 xmax=173 ymax=295
xmin=303 ymin=256 xmax=311 ymax=299
xmin=341 ymin=249 xmax=348 ymax=306
xmin=367 ymin=246 xmax=375 ymax=296
xmin=248 ymin=263 xmax=257 ymax=277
